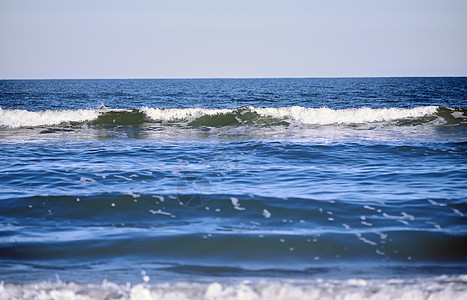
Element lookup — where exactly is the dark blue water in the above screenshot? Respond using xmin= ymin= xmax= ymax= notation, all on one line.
xmin=0 ymin=78 xmax=466 ymax=299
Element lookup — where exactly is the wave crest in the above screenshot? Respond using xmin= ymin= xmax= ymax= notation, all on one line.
xmin=253 ymin=106 xmax=440 ymax=125
xmin=0 ymin=105 xmax=451 ymax=128
xmin=0 ymin=107 xmax=100 ymax=128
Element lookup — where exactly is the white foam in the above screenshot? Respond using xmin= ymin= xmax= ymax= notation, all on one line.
xmin=140 ymin=106 xmax=440 ymax=125
xmin=0 ymin=107 xmax=100 ymax=128
xmin=140 ymin=107 xmax=231 ymax=123
xmin=451 ymin=111 xmax=466 ymax=119
xmin=1 ymin=276 xmax=465 ymax=300
xmin=0 ymin=106 xmax=440 ymax=128
xmin=253 ymin=106 xmax=439 ymax=125
xmin=149 ymin=209 xmax=176 ymax=218
xmin=231 ymin=197 xmax=246 ymax=211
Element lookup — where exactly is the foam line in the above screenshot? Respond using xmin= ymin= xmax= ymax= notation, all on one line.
xmin=0 ymin=106 xmax=440 ymax=128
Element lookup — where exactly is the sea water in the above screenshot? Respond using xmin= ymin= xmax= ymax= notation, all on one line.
xmin=0 ymin=78 xmax=466 ymax=299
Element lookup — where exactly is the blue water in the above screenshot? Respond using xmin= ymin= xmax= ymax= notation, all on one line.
xmin=0 ymin=78 xmax=466 ymax=298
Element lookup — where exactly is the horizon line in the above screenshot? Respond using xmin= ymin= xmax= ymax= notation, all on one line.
xmin=1 ymin=75 xmax=466 ymax=80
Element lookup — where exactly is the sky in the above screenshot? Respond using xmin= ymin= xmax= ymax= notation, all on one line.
xmin=0 ymin=0 xmax=466 ymax=79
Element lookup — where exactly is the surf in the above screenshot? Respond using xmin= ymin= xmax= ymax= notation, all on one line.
xmin=2 ymin=105 xmax=462 ymax=129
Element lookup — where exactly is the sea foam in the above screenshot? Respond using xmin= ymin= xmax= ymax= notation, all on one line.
xmin=140 ymin=106 xmax=440 ymax=125
xmin=0 ymin=106 xmax=440 ymax=128
xmin=1 ymin=276 xmax=465 ymax=300
xmin=140 ymin=107 xmax=231 ymax=123
xmin=253 ymin=106 xmax=439 ymax=125
xmin=0 ymin=107 xmax=100 ymax=128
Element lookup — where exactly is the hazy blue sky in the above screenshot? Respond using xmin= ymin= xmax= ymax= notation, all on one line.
xmin=1 ymin=0 xmax=466 ymax=79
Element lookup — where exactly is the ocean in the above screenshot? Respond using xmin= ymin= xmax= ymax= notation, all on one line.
xmin=0 ymin=78 xmax=466 ymax=299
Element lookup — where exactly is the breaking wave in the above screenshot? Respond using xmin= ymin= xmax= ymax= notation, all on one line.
xmin=1 ymin=105 xmax=466 ymax=128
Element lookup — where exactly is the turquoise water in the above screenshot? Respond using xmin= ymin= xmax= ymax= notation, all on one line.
xmin=0 ymin=78 xmax=466 ymax=299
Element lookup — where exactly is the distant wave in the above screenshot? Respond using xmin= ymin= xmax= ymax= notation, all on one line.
xmin=1 ymin=106 xmax=465 ymax=128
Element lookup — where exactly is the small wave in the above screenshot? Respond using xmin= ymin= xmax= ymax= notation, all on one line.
xmin=0 ymin=105 xmax=451 ymax=128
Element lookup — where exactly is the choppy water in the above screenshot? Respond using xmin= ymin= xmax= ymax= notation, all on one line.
xmin=0 ymin=78 xmax=466 ymax=299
